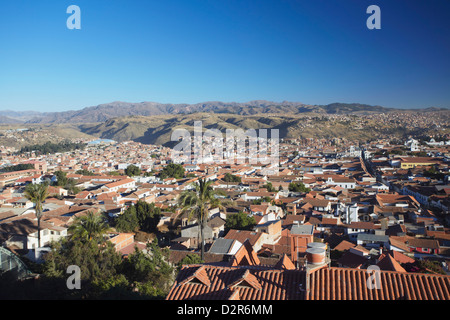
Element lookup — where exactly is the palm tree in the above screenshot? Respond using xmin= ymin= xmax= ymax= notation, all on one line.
xmin=177 ymin=178 xmax=222 ymax=260
xmin=24 ymin=183 xmax=49 ymax=248
xmin=69 ymin=211 xmax=111 ymax=243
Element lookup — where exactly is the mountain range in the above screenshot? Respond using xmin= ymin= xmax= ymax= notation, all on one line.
xmin=1 ymin=101 xmax=447 ymax=124
xmin=0 ymin=101 xmax=448 ymax=148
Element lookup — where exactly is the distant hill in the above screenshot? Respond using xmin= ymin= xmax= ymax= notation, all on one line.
xmin=0 ymin=115 xmax=24 ymax=124
xmin=0 ymin=101 xmax=448 ymax=148
xmin=4 ymin=100 xmax=446 ymax=124
xmin=75 ymin=111 xmax=449 ymax=147
xmin=0 ymin=110 xmax=45 ymax=123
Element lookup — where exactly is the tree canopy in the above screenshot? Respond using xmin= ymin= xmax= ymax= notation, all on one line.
xmin=225 ymin=211 xmax=256 ymax=231
xmin=68 ymin=211 xmax=111 ymax=243
xmin=0 ymin=163 xmax=35 ymax=172
xmin=40 ymin=237 xmax=174 ymax=299
xmin=20 ymin=141 xmax=86 ymax=155
xmin=159 ymin=163 xmax=185 ymax=179
xmin=223 ymin=173 xmax=241 ymax=183
xmin=125 ymin=164 xmax=141 ymax=177
xmin=288 ymin=182 xmax=311 ymax=192
xmin=75 ymin=169 xmax=95 ymax=176
xmin=177 ymin=178 xmax=221 ymax=260
xmin=24 ymin=183 xmax=49 ymax=248
xmin=114 ymin=201 xmax=161 ymax=233
xmin=53 ymin=170 xmax=81 ymax=195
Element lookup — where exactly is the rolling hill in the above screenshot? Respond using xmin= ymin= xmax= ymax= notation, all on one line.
xmin=75 ymin=111 xmax=450 ymax=147
xmin=5 ymin=101 xmax=437 ymax=124
xmin=0 ymin=101 xmax=448 ymax=148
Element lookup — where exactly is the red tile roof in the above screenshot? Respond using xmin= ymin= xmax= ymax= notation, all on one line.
xmin=376 ymin=253 xmax=407 ymax=273
xmin=391 ymin=250 xmax=415 ymax=264
xmin=337 ymin=251 xmax=368 ymax=269
xmin=224 ymin=229 xmax=263 ymax=248
xmin=177 ymin=265 xmax=212 ymax=288
xmin=166 ymin=265 xmax=306 ymax=300
xmin=334 ymin=240 xmax=356 ymax=252
xmin=274 ymin=254 xmax=296 ymax=270
xmin=230 ymin=240 xmax=260 ymax=267
xmin=306 ymin=267 xmax=450 ymax=300
xmin=167 ymin=264 xmax=450 ymax=300
xmin=228 ymin=269 xmax=262 ymax=290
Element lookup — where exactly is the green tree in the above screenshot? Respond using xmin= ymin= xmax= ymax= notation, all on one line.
xmin=288 ymin=182 xmax=311 ymax=192
xmin=252 ymin=196 xmax=272 ymax=205
xmin=42 ymin=237 xmax=123 ymax=298
xmin=225 ymin=211 xmax=256 ymax=231
xmin=134 ymin=201 xmax=161 ymax=233
xmin=115 ymin=201 xmax=161 ymax=233
xmin=68 ymin=211 xmax=111 ymax=243
xmin=223 ymin=173 xmax=241 ymax=183
xmin=53 ymin=170 xmax=82 ymax=194
xmin=115 ymin=206 xmax=139 ymax=232
xmin=53 ymin=170 xmax=68 ymax=187
xmin=24 ymin=183 xmax=49 ymax=248
xmin=125 ymin=164 xmax=141 ymax=177
xmin=263 ymin=182 xmax=276 ymax=192
xmin=178 ymin=254 xmax=203 ymax=268
xmin=0 ymin=163 xmax=34 ymax=172
xmin=65 ymin=178 xmax=81 ymax=195
xmin=75 ymin=169 xmax=95 ymax=176
xmin=160 ymin=163 xmax=185 ymax=179
xmin=119 ymin=240 xmax=174 ymax=298
xmin=20 ymin=141 xmax=86 ymax=155
xmin=177 ymin=178 xmax=221 ymax=260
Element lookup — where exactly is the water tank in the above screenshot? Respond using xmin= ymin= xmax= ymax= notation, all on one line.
xmin=306 ymin=248 xmax=326 ymax=265
xmin=307 ymin=242 xmax=327 ymax=250
xmin=306 ymin=242 xmax=327 ymax=265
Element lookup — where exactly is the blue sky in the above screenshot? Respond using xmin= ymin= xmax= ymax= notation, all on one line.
xmin=0 ymin=0 xmax=449 ymax=112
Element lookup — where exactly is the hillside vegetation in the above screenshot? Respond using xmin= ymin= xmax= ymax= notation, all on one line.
xmin=77 ymin=111 xmax=450 ymax=146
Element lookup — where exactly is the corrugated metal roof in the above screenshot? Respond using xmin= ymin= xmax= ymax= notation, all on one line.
xmin=291 ymin=224 xmax=314 ymax=235
xmin=357 ymin=233 xmax=389 ymax=242
xmin=209 ymin=238 xmax=236 ymax=254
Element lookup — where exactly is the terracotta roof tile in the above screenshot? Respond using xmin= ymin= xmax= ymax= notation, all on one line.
xmin=228 ymin=269 xmax=262 ymax=290
xmin=166 ymin=265 xmax=306 ymax=300
xmin=337 ymin=251 xmax=368 ymax=269
xmin=177 ymin=265 xmax=211 ymax=288
xmin=391 ymin=250 xmax=415 ymax=264
xmin=377 ymin=253 xmax=407 ymax=273
xmin=231 ymin=240 xmax=260 ymax=266
xmin=306 ymin=267 xmax=450 ymax=300
xmin=168 ymin=263 xmax=450 ymax=301
xmin=274 ymin=254 xmax=296 ymax=270
xmin=334 ymin=240 xmax=356 ymax=252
